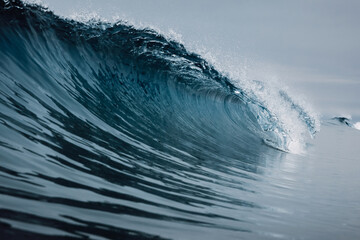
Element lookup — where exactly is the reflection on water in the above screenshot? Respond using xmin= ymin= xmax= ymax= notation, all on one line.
xmin=0 ymin=83 xmax=286 ymax=238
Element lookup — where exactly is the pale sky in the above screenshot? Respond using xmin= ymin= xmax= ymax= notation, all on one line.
xmin=29 ymin=0 xmax=360 ymax=119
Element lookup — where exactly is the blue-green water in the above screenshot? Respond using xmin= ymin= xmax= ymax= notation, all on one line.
xmin=0 ymin=1 xmax=359 ymax=239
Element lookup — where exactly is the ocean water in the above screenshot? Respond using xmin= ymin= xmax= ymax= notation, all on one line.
xmin=0 ymin=1 xmax=359 ymax=239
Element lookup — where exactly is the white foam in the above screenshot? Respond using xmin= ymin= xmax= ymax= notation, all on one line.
xmin=69 ymin=11 xmax=105 ymax=23
xmin=190 ymin=49 xmax=320 ymax=153
xmin=354 ymin=122 xmax=360 ymax=130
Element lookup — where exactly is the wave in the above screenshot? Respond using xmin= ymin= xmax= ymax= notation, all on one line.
xmin=331 ymin=116 xmax=352 ymax=126
xmin=330 ymin=116 xmax=360 ymax=130
xmin=0 ymin=0 xmax=318 ymax=152
xmin=0 ymin=0 xmax=320 ymax=238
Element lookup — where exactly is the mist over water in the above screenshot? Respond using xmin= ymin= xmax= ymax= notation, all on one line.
xmin=1 ymin=1 xmax=360 ymax=239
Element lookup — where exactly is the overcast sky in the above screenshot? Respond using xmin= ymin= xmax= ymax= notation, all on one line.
xmin=29 ymin=0 xmax=360 ymax=119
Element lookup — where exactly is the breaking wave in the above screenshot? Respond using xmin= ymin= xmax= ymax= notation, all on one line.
xmin=0 ymin=1 xmax=320 ymax=239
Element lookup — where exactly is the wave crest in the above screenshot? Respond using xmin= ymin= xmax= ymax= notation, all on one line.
xmin=0 ymin=0 xmax=319 ymax=152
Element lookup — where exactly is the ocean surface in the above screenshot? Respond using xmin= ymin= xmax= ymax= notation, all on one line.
xmin=0 ymin=1 xmax=359 ymax=239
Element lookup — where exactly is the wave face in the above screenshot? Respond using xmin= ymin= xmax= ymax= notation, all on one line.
xmin=0 ymin=1 xmax=319 ymax=239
